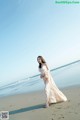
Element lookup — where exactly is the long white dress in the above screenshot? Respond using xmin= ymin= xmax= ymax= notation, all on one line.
xmin=39 ymin=65 xmax=67 ymax=105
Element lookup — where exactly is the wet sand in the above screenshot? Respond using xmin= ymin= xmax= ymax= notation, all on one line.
xmin=0 ymin=85 xmax=80 ymax=120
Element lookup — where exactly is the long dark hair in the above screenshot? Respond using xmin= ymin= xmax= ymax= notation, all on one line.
xmin=37 ymin=56 xmax=46 ymax=68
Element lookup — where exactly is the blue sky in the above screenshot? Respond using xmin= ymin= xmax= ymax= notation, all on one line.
xmin=0 ymin=0 xmax=80 ymax=85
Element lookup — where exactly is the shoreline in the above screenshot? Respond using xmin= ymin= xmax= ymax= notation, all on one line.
xmin=0 ymin=84 xmax=80 ymax=99
xmin=0 ymin=60 xmax=80 ymax=99
xmin=0 ymin=84 xmax=80 ymax=120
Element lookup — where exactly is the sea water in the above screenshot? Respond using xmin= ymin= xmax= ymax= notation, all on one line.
xmin=0 ymin=61 xmax=80 ymax=97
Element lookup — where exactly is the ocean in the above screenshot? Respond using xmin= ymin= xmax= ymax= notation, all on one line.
xmin=0 ymin=60 xmax=80 ymax=98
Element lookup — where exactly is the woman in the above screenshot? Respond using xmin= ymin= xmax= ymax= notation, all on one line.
xmin=37 ymin=56 xmax=67 ymax=108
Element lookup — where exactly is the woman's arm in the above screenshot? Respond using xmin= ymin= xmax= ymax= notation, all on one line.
xmin=44 ymin=63 xmax=49 ymax=70
xmin=40 ymin=63 xmax=49 ymax=80
xmin=40 ymin=74 xmax=45 ymax=78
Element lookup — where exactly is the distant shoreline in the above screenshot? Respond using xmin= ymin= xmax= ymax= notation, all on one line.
xmin=51 ymin=60 xmax=80 ymax=71
xmin=31 ymin=60 xmax=80 ymax=78
xmin=0 ymin=60 xmax=80 ymax=98
xmin=0 ymin=60 xmax=80 ymax=87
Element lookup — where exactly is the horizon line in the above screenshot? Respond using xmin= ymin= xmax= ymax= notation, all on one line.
xmin=30 ymin=59 xmax=80 ymax=78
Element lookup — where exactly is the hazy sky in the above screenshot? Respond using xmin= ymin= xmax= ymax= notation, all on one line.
xmin=0 ymin=0 xmax=80 ymax=85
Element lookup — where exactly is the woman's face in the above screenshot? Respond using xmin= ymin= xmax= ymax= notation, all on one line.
xmin=37 ymin=57 xmax=42 ymax=63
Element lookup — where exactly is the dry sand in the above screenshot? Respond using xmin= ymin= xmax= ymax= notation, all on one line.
xmin=0 ymin=85 xmax=80 ymax=120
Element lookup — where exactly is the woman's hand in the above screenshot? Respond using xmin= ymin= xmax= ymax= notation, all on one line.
xmin=40 ymin=73 xmax=49 ymax=81
xmin=44 ymin=75 xmax=48 ymax=81
xmin=42 ymin=74 xmax=49 ymax=81
xmin=40 ymin=74 xmax=45 ymax=78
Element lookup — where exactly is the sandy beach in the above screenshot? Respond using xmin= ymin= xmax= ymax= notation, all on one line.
xmin=0 ymin=85 xmax=80 ymax=120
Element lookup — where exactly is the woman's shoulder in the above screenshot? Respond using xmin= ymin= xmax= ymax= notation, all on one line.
xmin=43 ymin=63 xmax=46 ymax=65
xmin=43 ymin=63 xmax=49 ymax=70
xmin=42 ymin=63 xmax=47 ymax=67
